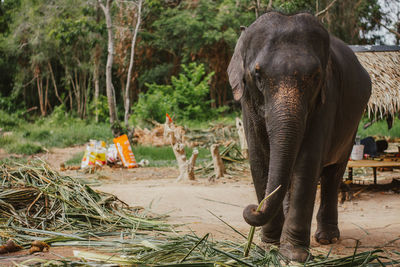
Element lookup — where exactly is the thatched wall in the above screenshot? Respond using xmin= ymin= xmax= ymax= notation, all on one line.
xmin=353 ymin=48 xmax=400 ymax=118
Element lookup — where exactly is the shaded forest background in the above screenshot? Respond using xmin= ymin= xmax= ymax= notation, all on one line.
xmin=0 ymin=0 xmax=399 ymax=134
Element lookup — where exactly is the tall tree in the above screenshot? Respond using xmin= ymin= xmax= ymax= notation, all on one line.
xmin=124 ymin=0 xmax=142 ymax=128
xmin=98 ymin=0 xmax=119 ymax=135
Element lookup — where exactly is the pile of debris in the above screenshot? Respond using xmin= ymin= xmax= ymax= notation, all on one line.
xmin=132 ymin=120 xmax=242 ymax=149
xmin=133 ymin=124 xmax=171 ymax=147
xmin=0 ymin=159 xmax=170 ymax=247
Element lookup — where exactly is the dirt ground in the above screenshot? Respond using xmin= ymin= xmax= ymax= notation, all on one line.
xmin=1 ymin=146 xmax=400 ymax=265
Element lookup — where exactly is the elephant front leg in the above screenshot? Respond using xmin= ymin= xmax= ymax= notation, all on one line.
xmin=279 ymin=153 xmax=321 ymax=262
xmin=315 ymin=162 xmax=347 ymax=244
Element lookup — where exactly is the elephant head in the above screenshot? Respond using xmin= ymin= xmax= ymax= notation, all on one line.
xmin=228 ymin=12 xmax=330 ymax=227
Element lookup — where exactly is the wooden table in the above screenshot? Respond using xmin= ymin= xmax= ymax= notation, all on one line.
xmin=347 ymin=160 xmax=400 ymax=184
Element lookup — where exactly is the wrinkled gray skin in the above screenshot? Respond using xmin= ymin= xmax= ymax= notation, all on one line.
xmin=228 ymin=12 xmax=371 ymax=262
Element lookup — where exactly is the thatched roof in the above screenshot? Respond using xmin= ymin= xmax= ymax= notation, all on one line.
xmin=351 ymin=45 xmax=400 ymax=118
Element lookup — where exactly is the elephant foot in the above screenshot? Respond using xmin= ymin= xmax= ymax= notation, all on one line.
xmin=260 ymin=235 xmax=280 ymax=246
xmin=315 ymin=224 xmax=340 ymax=245
xmin=279 ymin=243 xmax=312 ymax=263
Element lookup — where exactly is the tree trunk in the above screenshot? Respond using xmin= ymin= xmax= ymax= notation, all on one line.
xmin=254 ymin=0 xmax=260 ymax=18
xmin=210 ymin=144 xmax=225 ymax=180
xmin=94 ymin=66 xmax=100 ymax=122
xmin=99 ymin=0 xmax=119 ymax=135
xmin=93 ymin=7 xmax=102 ymax=122
xmin=37 ymin=74 xmax=45 ymax=117
xmin=164 ymin=116 xmax=198 ymax=182
xmin=68 ymin=88 xmax=73 ymax=111
xmin=267 ymin=0 xmax=273 ymax=10
xmin=44 ymin=76 xmax=49 ymax=116
xmin=48 ymin=61 xmax=63 ymax=105
xmin=124 ymin=0 xmax=143 ymax=128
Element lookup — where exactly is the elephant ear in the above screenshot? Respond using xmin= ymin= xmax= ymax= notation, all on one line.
xmin=228 ymin=32 xmax=246 ymax=101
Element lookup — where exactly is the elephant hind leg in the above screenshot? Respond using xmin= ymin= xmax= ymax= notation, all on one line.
xmin=315 ymin=162 xmax=347 ymax=244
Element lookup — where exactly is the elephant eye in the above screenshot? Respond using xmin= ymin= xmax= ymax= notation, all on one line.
xmin=255 ymin=63 xmax=260 ymax=78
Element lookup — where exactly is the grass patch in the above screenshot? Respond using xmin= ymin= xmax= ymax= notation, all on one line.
xmin=0 ymin=134 xmax=44 ymax=155
xmin=133 ymin=145 xmax=210 ymax=167
xmin=65 ymin=151 xmax=85 ymax=166
xmin=6 ymin=142 xmax=43 ymax=155
xmin=0 ymin=110 xmax=113 ymax=154
xmin=357 ymin=117 xmax=400 ymax=139
xmin=21 ymin=120 xmax=113 ymax=148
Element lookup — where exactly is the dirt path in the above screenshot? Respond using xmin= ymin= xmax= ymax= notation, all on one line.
xmin=1 ymin=147 xmax=400 ymax=265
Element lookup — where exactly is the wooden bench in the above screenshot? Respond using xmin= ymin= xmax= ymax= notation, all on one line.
xmin=347 ymin=160 xmax=400 ymax=184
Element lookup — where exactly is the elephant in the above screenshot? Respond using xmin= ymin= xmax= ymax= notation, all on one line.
xmin=227 ymin=12 xmax=371 ymax=262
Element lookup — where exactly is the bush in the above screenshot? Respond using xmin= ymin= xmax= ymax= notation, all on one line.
xmin=133 ymin=62 xmax=216 ymax=124
xmin=0 ymin=109 xmax=23 ymax=130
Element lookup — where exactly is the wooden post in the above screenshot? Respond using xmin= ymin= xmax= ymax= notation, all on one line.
xmin=236 ymin=117 xmax=248 ymax=159
xmin=164 ymin=116 xmax=198 ymax=182
xmin=210 ymin=144 xmax=226 ymax=180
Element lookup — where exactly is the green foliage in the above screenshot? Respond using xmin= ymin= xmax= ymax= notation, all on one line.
xmin=272 ymin=0 xmax=383 ymax=44
xmin=133 ymin=62 xmax=216 ymax=124
xmin=357 ymin=117 xmax=400 ymax=139
xmin=133 ymin=88 xmax=170 ymax=124
xmin=0 ymin=110 xmax=23 ymax=131
xmin=88 ymin=95 xmax=110 ymax=122
xmin=273 ymin=0 xmax=314 ymax=13
xmin=146 ymin=0 xmax=254 ymax=53
xmin=137 ymin=63 xmax=174 ymax=88
xmin=0 ymin=0 xmax=392 ymax=125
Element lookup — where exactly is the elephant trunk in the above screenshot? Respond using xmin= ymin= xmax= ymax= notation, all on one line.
xmin=243 ymin=82 xmax=306 ymax=226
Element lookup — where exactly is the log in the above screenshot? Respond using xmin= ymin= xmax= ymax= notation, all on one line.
xmin=236 ymin=117 xmax=248 ymax=159
xmin=211 ymin=144 xmax=226 ymax=180
xmin=164 ymin=116 xmax=198 ymax=181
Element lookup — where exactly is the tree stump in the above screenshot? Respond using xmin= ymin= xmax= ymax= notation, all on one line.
xmin=164 ymin=116 xmax=198 ymax=182
xmin=210 ymin=144 xmax=226 ymax=180
xmin=236 ymin=117 xmax=248 ymax=159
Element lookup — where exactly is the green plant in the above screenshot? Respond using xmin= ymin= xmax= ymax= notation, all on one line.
xmin=88 ymin=95 xmax=110 ymax=122
xmin=0 ymin=109 xmax=23 ymax=130
xmin=133 ymin=62 xmax=215 ymax=124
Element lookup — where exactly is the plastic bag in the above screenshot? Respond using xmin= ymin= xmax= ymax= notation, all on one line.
xmin=81 ymin=140 xmax=107 ymax=168
xmin=113 ymin=134 xmax=138 ymax=168
xmin=106 ymin=144 xmax=118 ymax=164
